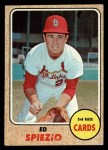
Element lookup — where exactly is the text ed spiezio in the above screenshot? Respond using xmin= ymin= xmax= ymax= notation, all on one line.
xmin=25 ymin=133 xmax=62 ymax=141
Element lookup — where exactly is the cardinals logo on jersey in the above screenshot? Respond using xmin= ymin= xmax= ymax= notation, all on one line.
xmin=39 ymin=62 xmax=67 ymax=86
xmin=40 ymin=62 xmax=67 ymax=78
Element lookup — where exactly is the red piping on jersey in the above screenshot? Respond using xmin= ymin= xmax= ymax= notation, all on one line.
xmin=62 ymin=78 xmax=78 ymax=99
xmin=23 ymin=71 xmax=38 ymax=91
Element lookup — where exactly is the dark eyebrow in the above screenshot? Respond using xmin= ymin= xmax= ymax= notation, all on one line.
xmin=58 ymin=35 xmax=64 ymax=38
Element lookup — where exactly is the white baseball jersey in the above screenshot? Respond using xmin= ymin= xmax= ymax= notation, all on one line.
xmin=24 ymin=42 xmax=83 ymax=104
xmin=17 ymin=42 xmax=83 ymax=122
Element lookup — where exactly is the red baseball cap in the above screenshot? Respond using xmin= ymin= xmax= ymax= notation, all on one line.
xmin=43 ymin=15 xmax=69 ymax=34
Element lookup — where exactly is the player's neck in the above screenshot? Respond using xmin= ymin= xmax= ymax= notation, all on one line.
xmin=50 ymin=56 xmax=59 ymax=60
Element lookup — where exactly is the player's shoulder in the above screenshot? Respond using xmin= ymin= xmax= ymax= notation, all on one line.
xmin=65 ymin=44 xmax=82 ymax=60
xmin=28 ymin=42 xmax=45 ymax=56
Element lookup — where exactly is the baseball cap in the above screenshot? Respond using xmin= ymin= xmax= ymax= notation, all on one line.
xmin=43 ymin=15 xmax=69 ymax=34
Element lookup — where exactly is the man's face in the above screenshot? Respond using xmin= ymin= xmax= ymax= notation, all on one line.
xmin=43 ymin=33 xmax=69 ymax=59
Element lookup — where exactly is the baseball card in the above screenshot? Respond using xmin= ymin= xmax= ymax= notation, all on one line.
xmin=5 ymin=4 xmax=104 ymax=146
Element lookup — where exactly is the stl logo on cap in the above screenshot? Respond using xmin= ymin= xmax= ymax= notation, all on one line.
xmin=53 ymin=19 xmax=59 ymax=26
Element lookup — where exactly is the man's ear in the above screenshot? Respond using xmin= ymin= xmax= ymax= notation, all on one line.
xmin=66 ymin=35 xmax=69 ymax=42
xmin=43 ymin=34 xmax=46 ymax=42
xmin=64 ymin=34 xmax=69 ymax=44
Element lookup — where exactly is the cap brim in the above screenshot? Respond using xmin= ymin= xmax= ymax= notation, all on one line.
xmin=43 ymin=29 xmax=69 ymax=34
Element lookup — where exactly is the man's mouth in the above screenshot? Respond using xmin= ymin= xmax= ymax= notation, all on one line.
xmin=53 ymin=46 xmax=58 ymax=50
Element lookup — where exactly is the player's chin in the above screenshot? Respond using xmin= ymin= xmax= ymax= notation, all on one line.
xmin=52 ymin=50 xmax=62 ymax=55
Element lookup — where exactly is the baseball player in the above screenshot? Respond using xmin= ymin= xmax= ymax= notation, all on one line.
xmin=17 ymin=15 xmax=83 ymax=123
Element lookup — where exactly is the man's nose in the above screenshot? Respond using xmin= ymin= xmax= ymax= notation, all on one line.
xmin=53 ymin=37 xmax=58 ymax=44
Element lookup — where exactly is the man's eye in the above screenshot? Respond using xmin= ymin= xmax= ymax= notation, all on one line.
xmin=58 ymin=36 xmax=63 ymax=39
xmin=48 ymin=35 xmax=53 ymax=38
